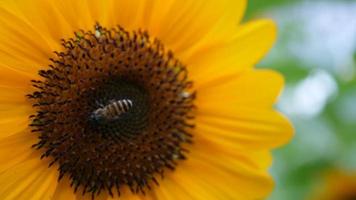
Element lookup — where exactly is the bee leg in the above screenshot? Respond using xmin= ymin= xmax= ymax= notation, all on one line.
xmin=95 ymin=100 xmax=104 ymax=108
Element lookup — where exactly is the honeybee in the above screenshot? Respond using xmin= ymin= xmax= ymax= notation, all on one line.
xmin=91 ymin=99 xmax=133 ymax=122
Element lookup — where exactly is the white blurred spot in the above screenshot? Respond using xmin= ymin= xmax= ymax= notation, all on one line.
xmin=266 ymin=1 xmax=356 ymax=81
xmin=279 ymin=70 xmax=338 ymax=118
xmin=95 ymin=30 xmax=101 ymax=38
xmin=180 ymin=91 xmax=191 ymax=98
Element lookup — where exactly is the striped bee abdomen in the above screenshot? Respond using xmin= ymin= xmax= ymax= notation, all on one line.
xmin=92 ymin=99 xmax=133 ymax=121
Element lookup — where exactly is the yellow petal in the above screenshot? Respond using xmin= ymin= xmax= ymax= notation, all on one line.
xmin=154 ymin=177 xmax=192 ymax=200
xmin=197 ymin=69 xmax=284 ymax=108
xmin=0 ymin=104 xmax=33 ymax=136
xmin=0 ymin=86 xmax=30 ymax=104
xmin=52 ymin=177 xmax=76 ymax=200
xmin=193 ymin=145 xmax=273 ymax=199
xmin=187 ymin=20 xmax=277 ymax=86
xmin=247 ymin=149 xmax=273 ymax=170
xmin=0 ymin=5 xmax=51 ymax=75
xmin=194 ymin=69 xmax=293 ymax=148
xmin=160 ymin=148 xmax=273 ymax=200
xmin=104 ymin=0 xmax=148 ymax=29
xmin=189 ymin=149 xmax=273 ymax=199
xmin=53 ymin=177 xmax=112 ymax=200
xmin=0 ymin=117 xmax=29 ymax=139
xmin=0 ymin=65 xmax=34 ymax=87
xmin=146 ymin=0 xmax=246 ymax=56
xmin=98 ymin=0 xmax=246 ymax=57
xmin=0 ymin=0 xmax=246 ymax=75
xmin=75 ymin=188 xmax=109 ymax=200
xmin=0 ymin=84 xmax=33 ymax=138
xmin=0 ymin=95 xmax=32 ymax=116
xmin=194 ymin=130 xmax=274 ymax=170
xmin=1 ymin=0 xmax=76 ymax=48
xmin=195 ymin=108 xmax=293 ymax=149
xmin=107 ymin=196 xmax=142 ymax=200
xmin=106 ymin=186 xmax=156 ymax=200
xmin=0 ymin=129 xmax=38 ymax=173
xmin=0 ymin=158 xmax=58 ymax=200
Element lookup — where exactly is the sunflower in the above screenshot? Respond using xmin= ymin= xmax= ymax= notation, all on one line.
xmin=309 ymin=171 xmax=356 ymax=200
xmin=0 ymin=0 xmax=292 ymax=199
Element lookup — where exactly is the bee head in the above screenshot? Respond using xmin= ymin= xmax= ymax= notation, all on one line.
xmin=89 ymin=109 xmax=105 ymax=123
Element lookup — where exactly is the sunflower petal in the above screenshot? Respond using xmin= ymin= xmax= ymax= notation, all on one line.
xmin=53 ymin=0 xmax=246 ymax=59
xmin=0 ymin=104 xmax=32 ymax=129
xmin=0 ymin=117 xmax=29 ymax=139
xmin=42 ymin=176 xmax=105 ymax=200
xmin=0 ymin=6 xmax=52 ymax=75
xmin=51 ymin=176 xmax=76 ymax=200
xmin=0 ymin=130 xmax=38 ymax=173
xmin=0 ymin=65 xmax=34 ymax=87
xmin=190 ymin=149 xmax=273 ymax=199
xmin=154 ymin=177 xmax=192 ymax=200
xmin=147 ymin=0 xmax=246 ymax=55
xmin=99 ymin=0 xmax=246 ymax=55
xmin=0 ymin=86 xmax=29 ymax=103
xmin=161 ymin=149 xmax=274 ymax=200
xmin=194 ymin=131 xmax=274 ymax=170
xmin=0 ymin=158 xmax=58 ymax=200
xmin=107 ymin=193 xmax=152 ymax=200
xmin=0 ymin=85 xmax=33 ymax=138
xmin=106 ymin=187 xmax=156 ymax=200
xmin=187 ymin=20 xmax=277 ymax=85
xmin=197 ymin=70 xmax=284 ymax=108
xmin=1 ymin=0 xmax=76 ymax=47
xmin=75 ymin=189 xmax=109 ymax=200
xmin=195 ymin=109 xmax=293 ymax=149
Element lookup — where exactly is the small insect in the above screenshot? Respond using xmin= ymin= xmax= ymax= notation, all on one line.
xmin=94 ymin=23 xmax=102 ymax=38
xmin=91 ymin=99 xmax=133 ymax=122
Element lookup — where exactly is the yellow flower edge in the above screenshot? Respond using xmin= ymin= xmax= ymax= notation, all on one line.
xmin=0 ymin=0 xmax=293 ymax=199
xmin=309 ymin=170 xmax=356 ymax=200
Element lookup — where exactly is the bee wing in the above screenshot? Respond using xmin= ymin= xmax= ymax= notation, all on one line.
xmin=109 ymin=99 xmax=116 ymax=105
xmin=95 ymin=100 xmax=104 ymax=108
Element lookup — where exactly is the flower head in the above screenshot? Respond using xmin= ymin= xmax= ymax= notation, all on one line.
xmin=309 ymin=171 xmax=356 ymax=200
xmin=0 ymin=0 xmax=293 ymax=199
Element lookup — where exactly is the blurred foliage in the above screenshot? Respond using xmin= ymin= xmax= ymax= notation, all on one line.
xmin=245 ymin=0 xmax=299 ymax=19
xmin=247 ymin=0 xmax=356 ymax=200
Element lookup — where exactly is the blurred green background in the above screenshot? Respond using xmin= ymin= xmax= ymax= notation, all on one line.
xmin=245 ymin=0 xmax=356 ymax=199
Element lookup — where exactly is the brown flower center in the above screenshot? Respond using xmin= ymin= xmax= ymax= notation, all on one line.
xmin=27 ymin=24 xmax=195 ymax=197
